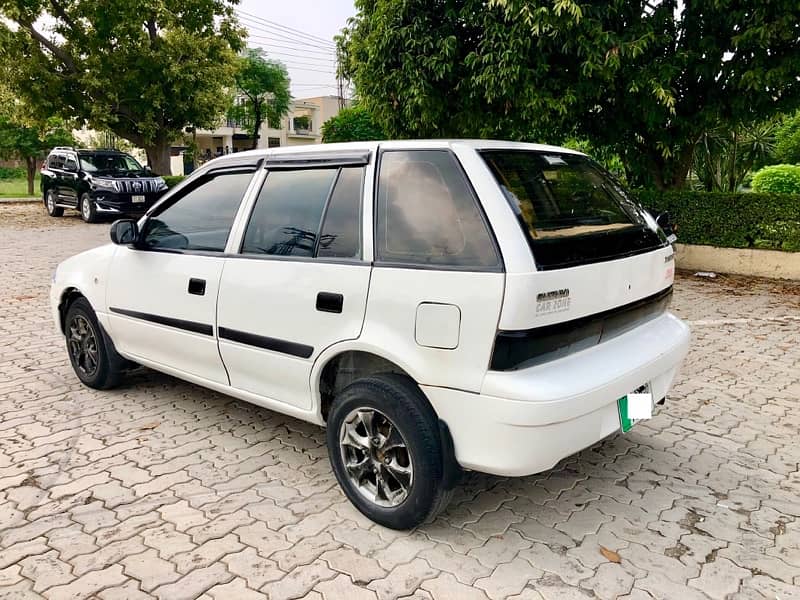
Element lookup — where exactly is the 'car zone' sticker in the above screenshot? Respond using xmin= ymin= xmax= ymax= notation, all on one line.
xmin=536 ymin=289 xmax=571 ymax=315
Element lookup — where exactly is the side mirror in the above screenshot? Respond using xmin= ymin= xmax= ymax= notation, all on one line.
xmin=110 ymin=219 xmax=138 ymax=245
xmin=655 ymin=211 xmax=671 ymax=229
xmin=144 ymin=165 xmax=153 ymax=174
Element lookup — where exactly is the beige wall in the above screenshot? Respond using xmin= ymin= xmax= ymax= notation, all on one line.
xmin=675 ymin=244 xmax=800 ymax=280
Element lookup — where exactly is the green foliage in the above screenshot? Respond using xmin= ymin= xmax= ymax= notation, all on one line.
xmin=0 ymin=0 xmax=245 ymax=174
xmin=774 ymin=111 xmax=800 ymax=165
xmin=693 ymin=121 xmax=778 ymax=192
xmin=0 ymin=166 xmax=24 ymax=179
xmin=340 ymin=0 xmax=800 ymax=189
xmin=750 ymin=165 xmax=800 ymax=195
xmin=638 ymin=190 xmax=800 ymax=251
xmin=162 ymin=175 xmax=186 ymax=189
xmin=232 ymin=49 xmax=291 ymax=148
xmin=322 ymin=106 xmax=385 ymax=143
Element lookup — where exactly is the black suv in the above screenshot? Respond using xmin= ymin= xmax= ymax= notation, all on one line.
xmin=41 ymin=147 xmax=168 ymax=223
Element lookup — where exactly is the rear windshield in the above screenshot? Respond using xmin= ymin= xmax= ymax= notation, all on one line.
xmin=481 ymin=150 xmax=665 ymax=269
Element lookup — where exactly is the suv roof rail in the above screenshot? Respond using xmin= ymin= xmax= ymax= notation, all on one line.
xmin=52 ymin=146 xmax=75 ymax=151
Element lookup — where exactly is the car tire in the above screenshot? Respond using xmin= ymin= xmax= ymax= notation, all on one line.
xmin=64 ymin=297 xmax=123 ymax=389
xmin=80 ymin=193 xmax=97 ymax=223
xmin=327 ymin=373 xmax=454 ymax=530
xmin=46 ymin=189 xmax=63 ymax=217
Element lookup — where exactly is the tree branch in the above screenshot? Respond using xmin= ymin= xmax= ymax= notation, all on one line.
xmin=20 ymin=22 xmax=78 ymax=73
xmin=48 ymin=0 xmax=79 ymax=34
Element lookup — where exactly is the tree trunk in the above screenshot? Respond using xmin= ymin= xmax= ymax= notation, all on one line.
xmin=251 ymin=101 xmax=263 ymax=150
xmin=144 ymin=139 xmax=172 ymax=175
xmin=26 ymin=156 xmax=37 ymax=196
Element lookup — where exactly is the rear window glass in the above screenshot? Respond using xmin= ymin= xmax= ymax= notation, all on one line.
xmin=481 ymin=150 xmax=664 ymax=269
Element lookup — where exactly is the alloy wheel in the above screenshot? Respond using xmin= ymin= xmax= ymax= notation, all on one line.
xmin=339 ymin=408 xmax=413 ymax=507
xmin=68 ymin=315 xmax=99 ymax=377
xmin=81 ymin=197 xmax=91 ymax=220
xmin=47 ymin=192 xmax=55 ymax=212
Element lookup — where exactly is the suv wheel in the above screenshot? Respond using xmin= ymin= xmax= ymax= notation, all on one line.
xmin=65 ymin=297 xmax=123 ymax=389
xmin=46 ymin=190 xmax=63 ymax=217
xmin=327 ymin=373 xmax=454 ymax=529
xmin=80 ymin=194 xmax=97 ymax=223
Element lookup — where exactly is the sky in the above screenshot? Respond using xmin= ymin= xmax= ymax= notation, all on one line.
xmin=235 ymin=0 xmax=357 ymax=99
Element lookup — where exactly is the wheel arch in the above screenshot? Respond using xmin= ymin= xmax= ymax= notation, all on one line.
xmin=312 ymin=342 xmax=424 ymax=423
xmin=58 ymin=287 xmax=87 ymax=334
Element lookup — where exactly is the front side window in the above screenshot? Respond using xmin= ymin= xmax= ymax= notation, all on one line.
xmin=376 ymin=150 xmax=500 ymax=269
xmin=242 ymin=166 xmax=363 ymax=259
xmin=142 ymin=170 xmax=254 ymax=252
xmin=80 ymin=153 xmax=142 ymax=173
xmin=63 ymin=156 xmax=78 ymax=171
xmin=49 ymin=154 xmax=65 ymax=169
xmin=481 ymin=150 xmax=664 ymax=269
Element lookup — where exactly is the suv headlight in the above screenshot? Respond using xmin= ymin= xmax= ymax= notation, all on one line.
xmin=92 ymin=178 xmax=119 ymax=192
xmin=154 ymin=176 xmax=167 ymax=191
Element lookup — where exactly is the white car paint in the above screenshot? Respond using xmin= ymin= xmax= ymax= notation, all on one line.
xmin=52 ymin=139 xmax=690 ymax=478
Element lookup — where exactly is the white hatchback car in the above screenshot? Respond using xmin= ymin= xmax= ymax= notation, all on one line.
xmin=51 ymin=140 xmax=690 ymax=529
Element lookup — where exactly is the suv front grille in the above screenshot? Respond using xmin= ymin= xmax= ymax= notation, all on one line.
xmin=115 ymin=179 xmax=159 ymax=194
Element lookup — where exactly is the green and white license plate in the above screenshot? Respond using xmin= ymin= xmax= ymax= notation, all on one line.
xmin=617 ymin=384 xmax=653 ymax=433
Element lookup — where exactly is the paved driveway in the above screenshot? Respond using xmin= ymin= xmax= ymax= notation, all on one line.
xmin=1 ymin=203 xmax=799 ymax=600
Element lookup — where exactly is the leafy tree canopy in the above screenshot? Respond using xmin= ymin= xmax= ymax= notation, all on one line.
xmin=322 ymin=105 xmax=385 ymax=143
xmin=339 ymin=0 xmax=800 ymax=189
xmin=0 ymin=0 xmax=245 ymax=174
xmin=231 ymin=48 xmax=292 ymax=149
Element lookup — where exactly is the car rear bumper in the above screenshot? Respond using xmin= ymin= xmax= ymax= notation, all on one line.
xmin=423 ymin=312 xmax=691 ymax=477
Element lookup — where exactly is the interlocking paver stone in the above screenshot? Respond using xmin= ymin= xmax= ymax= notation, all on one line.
xmin=2 ymin=204 xmax=800 ymax=600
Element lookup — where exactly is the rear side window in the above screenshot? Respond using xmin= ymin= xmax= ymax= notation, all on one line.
xmin=143 ymin=170 xmax=254 ymax=252
xmin=49 ymin=154 xmax=65 ymax=169
xmin=376 ymin=150 xmax=500 ymax=269
xmin=242 ymin=166 xmax=363 ymax=259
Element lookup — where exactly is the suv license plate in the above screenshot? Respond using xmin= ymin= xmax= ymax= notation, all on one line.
xmin=132 ymin=195 xmax=145 ymax=203
xmin=617 ymin=384 xmax=653 ymax=433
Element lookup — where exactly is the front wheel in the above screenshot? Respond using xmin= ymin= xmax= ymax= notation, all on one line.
xmin=46 ymin=189 xmax=63 ymax=217
xmin=80 ymin=193 xmax=97 ymax=223
xmin=327 ymin=374 xmax=454 ymax=529
xmin=64 ymin=297 xmax=123 ymax=389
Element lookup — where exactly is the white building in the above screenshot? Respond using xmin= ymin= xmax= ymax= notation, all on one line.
xmin=172 ymin=95 xmax=346 ymax=175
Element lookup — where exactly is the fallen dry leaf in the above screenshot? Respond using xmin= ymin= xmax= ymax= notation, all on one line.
xmin=138 ymin=422 xmax=160 ymax=430
xmin=600 ymin=546 xmax=621 ymax=563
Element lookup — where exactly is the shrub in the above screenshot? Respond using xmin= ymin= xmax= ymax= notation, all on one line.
xmin=162 ymin=175 xmax=185 ymax=189
xmin=637 ymin=190 xmax=800 ymax=252
xmin=0 ymin=167 xmax=25 ymax=179
xmin=750 ymin=164 xmax=800 ymax=194
xmin=322 ymin=106 xmax=385 ymax=143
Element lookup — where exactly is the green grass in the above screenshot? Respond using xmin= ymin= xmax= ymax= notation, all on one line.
xmin=0 ymin=175 xmax=40 ymax=198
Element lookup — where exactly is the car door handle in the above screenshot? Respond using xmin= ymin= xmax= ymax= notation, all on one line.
xmin=188 ymin=278 xmax=206 ymax=296
xmin=316 ymin=292 xmax=343 ymax=313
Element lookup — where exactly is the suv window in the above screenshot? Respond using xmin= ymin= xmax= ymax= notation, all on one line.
xmin=49 ymin=154 xmax=65 ymax=169
xmin=376 ymin=150 xmax=500 ymax=269
xmin=142 ymin=170 xmax=254 ymax=252
xmin=241 ymin=167 xmax=363 ymax=259
xmin=63 ymin=156 xmax=78 ymax=171
xmin=80 ymin=153 xmax=142 ymax=173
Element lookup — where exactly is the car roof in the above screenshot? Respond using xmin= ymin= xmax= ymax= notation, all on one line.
xmin=208 ymin=140 xmax=585 ymax=165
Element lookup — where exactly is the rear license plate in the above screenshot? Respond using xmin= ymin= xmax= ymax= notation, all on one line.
xmin=132 ymin=195 xmax=145 ymax=203
xmin=617 ymin=384 xmax=653 ymax=433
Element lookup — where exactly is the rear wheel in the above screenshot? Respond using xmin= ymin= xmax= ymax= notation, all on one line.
xmin=64 ymin=297 xmax=123 ymax=389
xmin=80 ymin=194 xmax=98 ymax=223
xmin=327 ymin=373 xmax=454 ymax=529
xmin=46 ymin=189 xmax=63 ymax=217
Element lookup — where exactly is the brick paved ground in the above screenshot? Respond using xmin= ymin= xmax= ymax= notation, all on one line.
xmin=1 ymin=203 xmax=799 ymax=600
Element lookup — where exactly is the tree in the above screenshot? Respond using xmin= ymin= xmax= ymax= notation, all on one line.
xmin=0 ymin=0 xmax=244 ymax=174
xmin=232 ymin=49 xmax=291 ymax=149
xmin=692 ymin=121 xmax=778 ymax=192
xmin=339 ymin=0 xmax=800 ymax=189
xmin=0 ymin=84 xmax=74 ymax=195
xmin=775 ymin=111 xmax=800 ymax=165
xmin=322 ymin=106 xmax=385 ymax=143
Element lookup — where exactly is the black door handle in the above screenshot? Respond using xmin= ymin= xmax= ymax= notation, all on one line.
xmin=188 ymin=278 xmax=206 ymax=296
xmin=316 ymin=292 xmax=343 ymax=313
